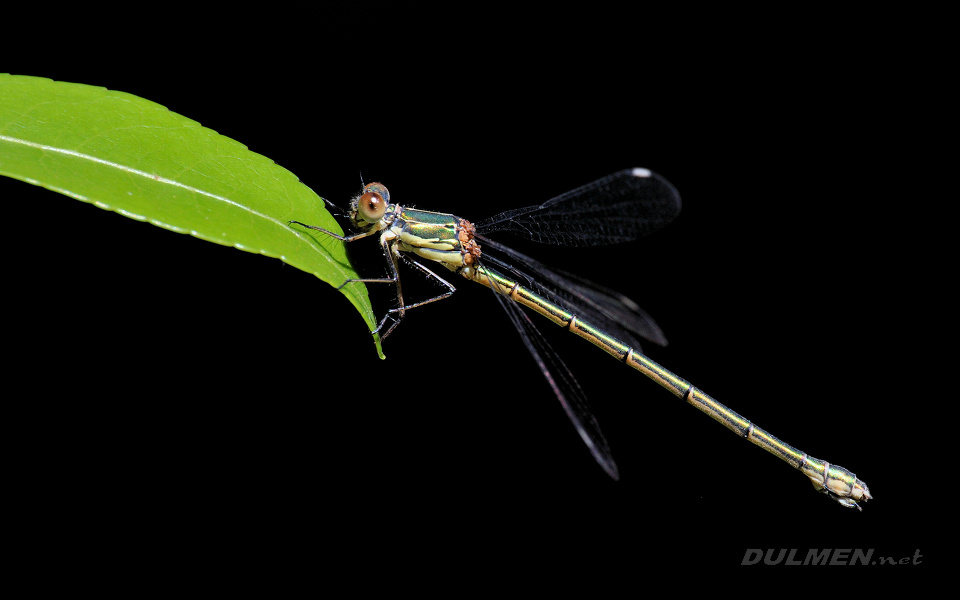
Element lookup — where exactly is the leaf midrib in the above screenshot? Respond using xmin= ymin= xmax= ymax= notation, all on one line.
xmin=0 ymin=132 xmax=286 ymax=229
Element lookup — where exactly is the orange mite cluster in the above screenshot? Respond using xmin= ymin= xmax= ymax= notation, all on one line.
xmin=457 ymin=219 xmax=482 ymax=266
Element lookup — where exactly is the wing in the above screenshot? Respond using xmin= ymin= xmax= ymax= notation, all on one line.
xmin=489 ymin=279 xmax=620 ymax=480
xmin=478 ymin=236 xmax=668 ymax=350
xmin=476 ymin=168 xmax=681 ymax=246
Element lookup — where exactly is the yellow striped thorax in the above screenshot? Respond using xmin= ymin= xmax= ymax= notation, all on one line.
xmin=391 ymin=207 xmax=482 ymax=272
xmin=348 ymin=183 xmax=482 ymax=273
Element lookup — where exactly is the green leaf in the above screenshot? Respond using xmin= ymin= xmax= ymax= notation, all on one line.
xmin=0 ymin=74 xmax=382 ymax=358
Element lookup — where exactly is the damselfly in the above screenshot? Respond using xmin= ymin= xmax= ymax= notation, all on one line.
xmin=291 ymin=168 xmax=871 ymax=509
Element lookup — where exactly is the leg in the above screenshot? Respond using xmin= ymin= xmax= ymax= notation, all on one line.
xmin=373 ymin=253 xmax=457 ymax=339
xmin=290 ymin=220 xmax=397 ymax=289
xmin=289 ymin=220 xmax=455 ymax=339
xmin=305 ymin=230 xmax=411 ymax=336
xmin=288 ymin=220 xmax=378 ymax=243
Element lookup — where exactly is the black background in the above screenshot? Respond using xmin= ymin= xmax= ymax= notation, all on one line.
xmin=5 ymin=2 xmax=936 ymax=587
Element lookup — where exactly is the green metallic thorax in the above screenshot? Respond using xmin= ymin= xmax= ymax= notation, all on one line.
xmin=390 ymin=207 xmax=466 ymax=269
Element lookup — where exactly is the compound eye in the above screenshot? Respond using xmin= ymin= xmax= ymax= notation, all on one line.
xmin=357 ymin=183 xmax=389 ymax=223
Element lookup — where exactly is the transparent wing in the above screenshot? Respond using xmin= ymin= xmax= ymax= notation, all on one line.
xmin=479 ymin=236 xmax=667 ymax=351
xmin=489 ymin=279 xmax=620 ymax=480
xmin=476 ymin=168 xmax=681 ymax=246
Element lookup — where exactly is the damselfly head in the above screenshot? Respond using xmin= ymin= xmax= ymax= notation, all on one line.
xmin=354 ymin=182 xmax=390 ymax=225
